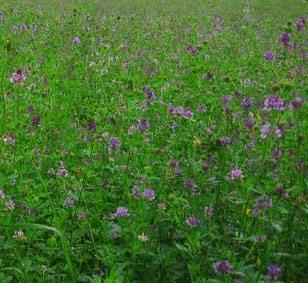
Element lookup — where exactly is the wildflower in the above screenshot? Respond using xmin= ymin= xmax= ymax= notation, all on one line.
xmin=230 ymin=168 xmax=244 ymax=180
xmin=142 ymin=86 xmax=156 ymax=102
xmin=5 ymin=199 xmax=15 ymax=211
xmin=12 ymin=230 xmax=27 ymax=240
xmin=171 ymin=121 xmax=179 ymax=131
xmin=185 ymin=179 xmax=198 ymax=190
xmin=168 ymin=105 xmax=193 ymax=119
xmin=275 ymin=186 xmax=290 ymax=199
xmin=20 ymin=22 xmax=27 ymax=31
xmin=10 ymin=69 xmax=27 ymax=84
xmin=114 ymin=207 xmax=130 ymax=218
xmin=3 ymin=133 xmax=16 ymax=145
xmin=135 ymin=118 xmax=150 ymax=132
xmin=108 ymin=137 xmax=121 ymax=152
xmin=220 ymin=95 xmax=232 ymax=107
xmin=264 ymin=51 xmax=275 ymax=61
xmin=290 ymin=94 xmax=304 ymax=109
xmin=32 ymin=116 xmax=41 ymax=127
xmin=64 ymin=197 xmax=74 ymax=208
xmin=185 ymin=216 xmax=200 ymax=228
xmin=214 ymin=260 xmax=233 ymax=274
xmin=267 ymin=265 xmax=282 ymax=281
xmin=275 ymin=127 xmax=282 ymax=138
xmin=219 ymin=136 xmax=231 ymax=146
xmin=272 ymin=148 xmax=282 ymax=159
xmin=260 ymin=123 xmax=271 ymax=139
xmin=57 ymin=166 xmax=68 ymax=177
xmin=280 ymin=33 xmax=290 ymax=45
xmin=131 ymin=186 xmax=142 ymax=198
xmin=263 ymin=95 xmax=285 ymax=111
xmin=204 ymin=206 xmax=214 ymax=217
xmin=108 ymin=229 xmax=120 ymax=239
xmin=198 ymin=104 xmax=207 ymax=113
xmin=0 ymin=189 xmax=5 ymax=199
xmin=202 ymin=72 xmax=214 ymax=79
xmin=72 ymin=37 xmax=81 ymax=45
xmin=205 ymin=128 xmax=213 ymax=135
xmin=252 ymin=196 xmax=273 ymax=215
xmin=87 ymin=120 xmax=96 ymax=132
xmin=138 ymin=232 xmax=149 ymax=242
xmin=245 ymin=117 xmax=255 ymax=129
xmin=187 ymin=45 xmax=198 ymax=55
xmin=242 ymin=97 xmax=253 ymax=108
xmin=295 ymin=16 xmax=306 ymax=31
xmin=143 ymin=189 xmax=155 ymax=201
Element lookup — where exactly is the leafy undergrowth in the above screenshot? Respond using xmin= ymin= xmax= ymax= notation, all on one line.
xmin=0 ymin=1 xmax=307 ymax=282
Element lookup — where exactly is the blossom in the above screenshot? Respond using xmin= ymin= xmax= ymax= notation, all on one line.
xmin=64 ymin=197 xmax=74 ymax=208
xmin=135 ymin=118 xmax=150 ymax=132
xmin=185 ymin=179 xmax=198 ymax=190
xmin=260 ymin=123 xmax=271 ymax=139
xmin=267 ymin=265 xmax=282 ymax=281
xmin=245 ymin=117 xmax=255 ymax=129
xmin=72 ymin=37 xmax=81 ymax=45
xmin=114 ymin=207 xmax=130 ymax=218
xmin=295 ymin=16 xmax=306 ymax=31
xmin=185 ymin=216 xmax=200 ymax=228
xmin=108 ymin=137 xmax=121 ymax=152
xmin=3 ymin=133 xmax=16 ymax=145
xmin=12 ymin=230 xmax=27 ymax=240
xmin=219 ymin=136 xmax=231 ymax=146
xmin=252 ymin=196 xmax=273 ymax=215
xmin=263 ymin=95 xmax=285 ymax=111
xmin=242 ymin=97 xmax=253 ymax=108
xmin=138 ymin=232 xmax=149 ymax=242
xmin=214 ymin=260 xmax=233 ymax=274
xmin=5 ymin=199 xmax=15 ymax=211
xmin=230 ymin=168 xmax=244 ymax=180
xmin=10 ymin=69 xmax=27 ymax=84
xmin=280 ymin=33 xmax=290 ymax=45
xmin=264 ymin=51 xmax=275 ymax=61
xmin=131 ymin=186 xmax=142 ymax=198
xmin=143 ymin=189 xmax=155 ymax=201
xmin=57 ymin=166 xmax=68 ymax=177
xmin=204 ymin=206 xmax=214 ymax=217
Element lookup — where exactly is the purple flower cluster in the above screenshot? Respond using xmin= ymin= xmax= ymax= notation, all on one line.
xmin=267 ymin=264 xmax=282 ymax=280
xmin=114 ymin=207 xmax=130 ymax=218
xmin=280 ymin=33 xmax=291 ymax=45
xmin=294 ymin=16 xmax=306 ymax=31
xmin=169 ymin=105 xmax=194 ymax=119
xmin=142 ymin=86 xmax=156 ymax=102
xmin=230 ymin=168 xmax=244 ymax=180
xmin=252 ymin=196 xmax=273 ymax=215
xmin=109 ymin=137 xmax=121 ymax=152
xmin=263 ymin=95 xmax=286 ymax=111
xmin=264 ymin=51 xmax=275 ymax=61
xmin=185 ymin=216 xmax=200 ymax=228
xmin=214 ymin=260 xmax=233 ymax=274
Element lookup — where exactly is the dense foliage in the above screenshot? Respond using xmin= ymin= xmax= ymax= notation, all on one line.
xmin=0 ymin=1 xmax=307 ymax=282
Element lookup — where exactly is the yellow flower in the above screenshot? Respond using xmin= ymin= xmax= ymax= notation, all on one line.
xmin=138 ymin=233 xmax=149 ymax=242
xmin=193 ymin=137 xmax=202 ymax=148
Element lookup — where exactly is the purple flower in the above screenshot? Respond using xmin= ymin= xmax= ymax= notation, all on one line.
xmin=108 ymin=229 xmax=120 ymax=239
xmin=291 ymin=94 xmax=304 ymax=109
xmin=20 ymin=22 xmax=27 ymax=31
xmin=143 ymin=189 xmax=155 ymax=201
xmin=263 ymin=95 xmax=285 ymax=111
xmin=10 ymin=69 xmax=27 ymax=84
xmin=64 ymin=197 xmax=74 ymax=208
xmin=245 ymin=117 xmax=255 ymax=129
xmin=219 ymin=136 xmax=231 ymax=146
xmin=131 ymin=186 xmax=142 ymax=198
xmin=72 ymin=37 xmax=81 ymax=45
xmin=142 ymin=86 xmax=156 ymax=102
xmin=185 ymin=179 xmax=198 ymax=190
xmin=202 ymin=72 xmax=214 ymax=79
xmin=109 ymin=137 xmax=121 ymax=152
xmin=3 ymin=133 xmax=16 ymax=145
xmin=275 ymin=127 xmax=282 ymax=138
xmin=32 ymin=116 xmax=41 ymax=127
xmin=214 ymin=260 xmax=233 ymax=274
xmin=114 ymin=207 xmax=130 ymax=218
xmin=252 ymin=196 xmax=273 ymax=216
xmin=230 ymin=168 xmax=244 ymax=180
xmin=0 ymin=189 xmax=5 ymax=199
xmin=169 ymin=105 xmax=193 ymax=119
xmin=198 ymin=104 xmax=207 ymax=113
xmin=5 ymin=199 xmax=15 ymax=211
xmin=264 ymin=51 xmax=275 ymax=61
xmin=204 ymin=206 xmax=214 ymax=217
xmin=185 ymin=216 xmax=200 ymax=228
xmin=135 ymin=118 xmax=150 ymax=132
xmin=57 ymin=166 xmax=68 ymax=177
xmin=295 ymin=16 xmax=306 ymax=31
xmin=87 ymin=120 xmax=96 ymax=132
xmin=280 ymin=33 xmax=291 ymax=45
xmin=220 ymin=95 xmax=232 ymax=107
xmin=267 ymin=265 xmax=282 ymax=281
xmin=272 ymin=148 xmax=282 ymax=159
xmin=187 ymin=45 xmax=198 ymax=55
xmin=171 ymin=121 xmax=179 ymax=131
xmin=242 ymin=97 xmax=253 ymax=109
xmin=260 ymin=123 xmax=271 ymax=139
